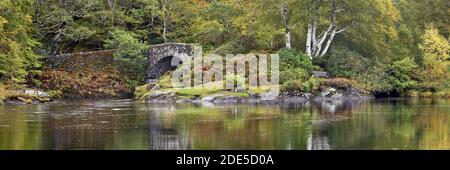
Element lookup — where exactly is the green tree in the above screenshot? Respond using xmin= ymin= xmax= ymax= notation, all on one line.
xmin=0 ymin=0 xmax=41 ymax=84
xmin=104 ymin=29 xmax=148 ymax=85
xmin=416 ymin=25 xmax=450 ymax=91
xmin=388 ymin=57 xmax=418 ymax=92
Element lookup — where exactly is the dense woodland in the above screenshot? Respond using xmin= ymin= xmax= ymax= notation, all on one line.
xmin=0 ymin=0 xmax=449 ymax=100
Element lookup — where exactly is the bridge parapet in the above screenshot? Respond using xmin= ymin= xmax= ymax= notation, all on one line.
xmin=146 ymin=43 xmax=193 ymax=65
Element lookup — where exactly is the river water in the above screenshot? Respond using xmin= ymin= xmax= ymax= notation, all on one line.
xmin=0 ymin=99 xmax=449 ymax=150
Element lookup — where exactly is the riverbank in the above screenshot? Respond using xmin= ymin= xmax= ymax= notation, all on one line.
xmin=2 ymin=87 xmax=449 ymax=105
xmin=2 ymin=81 xmax=449 ymax=105
xmin=141 ymin=90 xmax=374 ymax=104
xmin=0 ymin=85 xmax=53 ymax=105
xmin=135 ymin=78 xmax=374 ymax=104
xmin=137 ymin=89 xmax=450 ymax=104
xmin=134 ymin=72 xmax=450 ymax=104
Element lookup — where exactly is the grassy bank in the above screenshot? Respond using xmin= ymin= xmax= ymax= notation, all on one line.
xmin=135 ymin=72 xmax=274 ymax=101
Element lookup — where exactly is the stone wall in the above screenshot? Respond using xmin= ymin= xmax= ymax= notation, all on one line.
xmin=40 ymin=50 xmax=131 ymax=98
xmin=44 ymin=50 xmax=115 ymax=72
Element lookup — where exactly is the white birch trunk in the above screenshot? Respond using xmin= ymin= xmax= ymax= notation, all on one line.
xmin=281 ymin=2 xmax=291 ymax=49
xmin=320 ymin=29 xmax=337 ymax=57
xmin=163 ymin=19 xmax=167 ymax=43
xmin=306 ymin=23 xmax=313 ymax=58
xmin=285 ymin=31 xmax=291 ymax=49
xmin=306 ymin=0 xmax=345 ymax=59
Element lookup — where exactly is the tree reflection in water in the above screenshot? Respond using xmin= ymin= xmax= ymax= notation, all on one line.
xmin=148 ymin=105 xmax=192 ymax=150
xmin=0 ymin=99 xmax=449 ymax=150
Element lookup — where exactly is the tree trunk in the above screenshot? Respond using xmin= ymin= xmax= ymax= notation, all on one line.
xmin=320 ymin=29 xmax=336 ymax=57
xmin=306 ymin=23 xmax=312 ymax=58
xmin=162 ymin=19 xmax=167 ymax=43
xmin=305 ymin=0 xmax=345 ymax=59
xmin=281 ymin=2 xmax=291 ymax=49
xmin=285 ymin=32 xmax=291 ymax=49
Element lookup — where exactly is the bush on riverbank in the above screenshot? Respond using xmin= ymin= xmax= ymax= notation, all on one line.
xmin=319 ymin=78 xmax=360 ymax=90
xmin=402 ymin=89 xmax=450 ymax=98
xmin=38 ymin=49 xmax=134 ymax=99
xmin=38 ymin=70 xmax=131 ymax=99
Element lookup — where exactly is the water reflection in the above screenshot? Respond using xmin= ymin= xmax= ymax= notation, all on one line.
xmin=0 ymin=99 xmax=449 ymax=150
xmin=148 ymin=105 xmax=191 ymax=150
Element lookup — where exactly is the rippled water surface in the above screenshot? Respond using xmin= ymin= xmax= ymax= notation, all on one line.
xmin=0 ymin=99 xmax=449 ymax=150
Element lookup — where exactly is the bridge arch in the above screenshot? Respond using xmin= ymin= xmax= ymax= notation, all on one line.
xmin=145 ymin=43 xmax=193 ymax=83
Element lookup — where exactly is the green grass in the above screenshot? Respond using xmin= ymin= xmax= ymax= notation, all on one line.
xmin=135 ymin=84 xmax=254 ymax=100
xmin=158 ymin=72 xmax=173 ymax=89
xmin=134 ymin=84 xmax=150 ymax=100
xmin=248 ymin=85 xmax=275 ymax=94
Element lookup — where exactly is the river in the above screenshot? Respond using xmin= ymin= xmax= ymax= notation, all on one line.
xmin=0 ymin=98 xmax=449 ymax=150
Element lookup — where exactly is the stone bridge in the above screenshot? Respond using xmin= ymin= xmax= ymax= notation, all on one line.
xmin=45 ymin=43 xmax=195 ymax=83
xmin=145 ymin=43 xmax=194 ymax=83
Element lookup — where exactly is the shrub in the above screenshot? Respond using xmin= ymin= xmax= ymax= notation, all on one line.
xmin=355 ymin=61 xmax=389 ymax=93
xmin=279 ymin=48 xmax=313 ymax=72
xmin=280 ymin=71 xmax=319 ymax=93
xmin=356 ymin=58 xmax=417 ymax=94
xmin=305 ymin=76 xmax=320 ymax=92
xmin=325 ymin=47 xmax=368 ymax=78
xmin=434 ymin=91 xmax=447 ymax=98
xmin=388 ymin=57 xmax=417 ymax=92
xmin=402 ymin=90 xmax=419 ymax=98
xmin=320 ymin=78 xmax=358 ymax=89
xmin=419 ymin=91 xmax=433 ymax=98
xmin=281 ymin=76 xmax=319 ymax=93
xmin=281 ymin=80 xmax=303 ymax=93
xmin=278 ymin=48 xmax=318 ymax=93
xmin=280 ymin=68 xmax=309 ymax=84
xmin=0 ymin=84 xmax=6 ymax=102
xmin=39 ymin=70 xmax=131 ymax=98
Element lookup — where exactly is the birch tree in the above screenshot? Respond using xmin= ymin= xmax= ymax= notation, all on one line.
xmin=281 ymin=2 xmax=291 ymax=49
xmin=159 ymin=0 xmax=174 ymax=43
xmin=305 ymin=0 xmax=349 ymax=59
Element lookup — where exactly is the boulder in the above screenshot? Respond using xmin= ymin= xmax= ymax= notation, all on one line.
xmin=260 ymin=91 xmax=279 ymax=101
xmin=280 ymin=96 xmax=307 ymax=103
xmin=146 ymin=92 xmax=176 ymax=103
xmin=201 ymin=95 xmax=222 ymax=102
xmin=303 ymin=93 xmax=313 ymax=99
xmin=321 ymin=87 xmax=337 ymax=97
xmin=331 ymin=93 xmax=343 ymax=98
xmin=19 ymin=89 xmax=50 ymax=98
xmin=213 ymin=96 xmax=246 ymax=103
xmin=176 ymin=98 xmax=193 ymax=103
xmin=344 ymin=88 xmax=361 ymax=97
